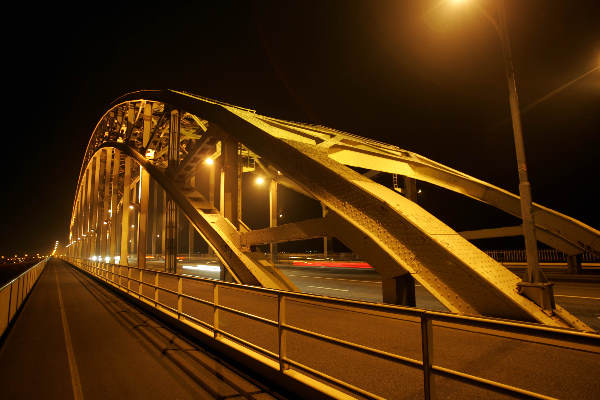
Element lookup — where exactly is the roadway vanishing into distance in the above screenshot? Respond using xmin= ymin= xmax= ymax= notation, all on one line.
xmin=179 ymin=262 xmax=600 ymax=332
xmin=0 ymin=259 xmax=286 ymax=400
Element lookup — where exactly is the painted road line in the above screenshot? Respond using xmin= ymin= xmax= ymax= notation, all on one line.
xmin=554 ymin=294 xmax=600 ymax=301
xmin=55 ymin=266 xmax=84 ymax=400
xmin=307 ymin=285 xmax=350 ymax=292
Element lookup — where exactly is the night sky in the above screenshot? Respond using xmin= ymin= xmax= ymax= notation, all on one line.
xmin=2 ymin=1 xmax=598 ymax=256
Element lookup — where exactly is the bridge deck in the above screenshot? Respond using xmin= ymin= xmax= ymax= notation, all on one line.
xmin=0 ymin=259 xmax=283 ymax=400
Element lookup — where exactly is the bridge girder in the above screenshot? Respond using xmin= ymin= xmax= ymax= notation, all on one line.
xmin=67 ymin=89 xmax=599 ymax=331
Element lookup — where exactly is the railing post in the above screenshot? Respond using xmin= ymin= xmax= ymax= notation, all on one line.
xmin=278 ymin=294 xmax=287 ymax=372
xmin=177 ymin=277 xmax=183 ymax=318
xmin=421 ymin=314 xmax=434 ymax=400
xmin=139 ymin=270 xmax=143 ymax=296
xmin=154 ymin=272 xmax=159 ymax=306
xmin=7 ymin=282 xmax=13 ymax=325
xmin=213 ymin=284 xmax=219 ymax=339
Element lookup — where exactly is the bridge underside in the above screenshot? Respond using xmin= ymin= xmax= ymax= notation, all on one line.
xmin=67 ymin=90 xmax=599 ymax=330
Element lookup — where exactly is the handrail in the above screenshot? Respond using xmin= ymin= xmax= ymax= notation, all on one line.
xmin=1 ymin=259 xmax=48 ymax=338
xmin=0 ymin=262 xmax=37 ymax=292
xmin=64 ymin=257 xmax=600 ymax=399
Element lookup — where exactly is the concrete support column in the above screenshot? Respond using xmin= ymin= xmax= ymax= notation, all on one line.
xmin=221 ymin=139 xmax=239 ymax=228
xmin=137 ymin=168 xmax=150 ymax=268
xmin=188 ymin=224 xmax=194 ymax=259
xmin=382 ymin=274 xmax=416 ymax=307
xmin=109 ymin=149 xmax=121 ymax=259
xmin=567 ymin=254 xmax=582 ymax=274
xmin=270 ymin=180 xmax=278 ymax=264
xmin=321 ymin=204 xmax=332 ymax=258
xmin=404 ymin=176 xmax=418 ymax=202
xmin=120 ymin=156 xmax=132 ymax=265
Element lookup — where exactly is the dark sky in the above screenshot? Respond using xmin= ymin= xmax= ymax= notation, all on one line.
xmin=2 ymin=0 xmax=599 ymax=256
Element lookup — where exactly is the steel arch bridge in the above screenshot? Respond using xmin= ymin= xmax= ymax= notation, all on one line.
xmin=66 ymin=89 xmax=599 ymax=330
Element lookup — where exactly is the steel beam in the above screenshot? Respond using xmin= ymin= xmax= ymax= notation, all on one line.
xmin=168 ymin=109 xmax=180 ymax=170
xmin=151 ymin=182 xmax=158 ymax=256
xmin=165 ymin=196 xmax=177 ymax=273
xmin=138 ymin=168 xmax=150 ymax=268
xmin=109 ymin=149 xmax=121 ymax=259
xmin=269 ymin=180 xmax=278 ymax=264
xmin=221 ymin=138 xmax=239 ymax=228
xmin=143 ymin=102 xmax=152 ymax=148
xmin=120 ymin=156 xmax=132 ymax=265
xmin=85 ymin=165 xmax=92 ymax=259
xmin=100 ymin=148 xmax=112 ymax=258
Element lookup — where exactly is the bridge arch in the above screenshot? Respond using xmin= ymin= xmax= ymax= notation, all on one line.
xmin=67 ymin=90 xmax=596 ymax=330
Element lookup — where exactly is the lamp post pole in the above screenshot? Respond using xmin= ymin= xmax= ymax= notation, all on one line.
xmin=495 ymin=3 xmax=541 ymax=283
xmin=476 ymin=0 xmax=555 ymax=309
xmin=497 ymin=2 xmax=556 ymax=308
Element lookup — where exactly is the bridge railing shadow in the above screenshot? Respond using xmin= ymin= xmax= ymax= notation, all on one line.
xmin=0 ymin=259 xmax=48 ymax=339
xmin=63 ymin=256 xmax=600 ymax=400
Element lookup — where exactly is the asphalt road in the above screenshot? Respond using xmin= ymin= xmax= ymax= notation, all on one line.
xmin=173 ymin=263 xmax=600 ymax=399
xmin=279 ymin=266 xmax=600 ymax=332
xmin=180 ymin=263 xmax=600 ymax=332
xmin=0 ymin=259 xmax=285 ymax=400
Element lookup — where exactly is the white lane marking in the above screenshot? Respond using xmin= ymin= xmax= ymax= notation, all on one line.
xmin=307 ymin=285 xmax=349 ymax=292
xmin=288 ymin=274 xmax=422 ymax=286
xmin=554 ymin=294 xmax=600 ymax=301
xmin=55 ymin=266 xmax=84 ymax=400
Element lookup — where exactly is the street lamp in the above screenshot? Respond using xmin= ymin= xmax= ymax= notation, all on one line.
xmin=450 ymin=0 xmax=554 ymax=309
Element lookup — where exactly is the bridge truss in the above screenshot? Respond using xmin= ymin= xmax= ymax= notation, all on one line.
xmin=66 ymin=90 xmax=599 ymax=330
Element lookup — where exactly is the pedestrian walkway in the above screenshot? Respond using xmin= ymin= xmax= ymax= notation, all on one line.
xmin=0 ymin=258 xmax=284 ymax=400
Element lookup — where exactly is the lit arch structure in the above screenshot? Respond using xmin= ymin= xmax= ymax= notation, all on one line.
xmin=66 ymin=90 xmax=599 ymax=330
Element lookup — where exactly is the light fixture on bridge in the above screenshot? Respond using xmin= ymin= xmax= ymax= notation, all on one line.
xmin=145 ymin=149 xmax=155 ymax=159
xmin=255 ymin=176 xmax=265 ymax=185
xmin=204 ymin=157 xmax=214 ymax=166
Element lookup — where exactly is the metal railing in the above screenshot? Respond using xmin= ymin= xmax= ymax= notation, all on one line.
xmin=485 ymin=249 xmax=600 ymax=263
xmin=64 ymin=257 xmax=600 ymax=400
xmin=0 ymin=259 xmax=48 ymax=338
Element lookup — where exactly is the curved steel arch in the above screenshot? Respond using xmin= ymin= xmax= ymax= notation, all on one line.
xmin=71 ymin=144 xmax=297 ymax=291
xmin=67 ymin=89 xmax=597 ymax=330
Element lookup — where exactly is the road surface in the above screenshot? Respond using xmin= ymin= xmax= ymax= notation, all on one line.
xmin=179 ymin=262 xmax=600 ymax=332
